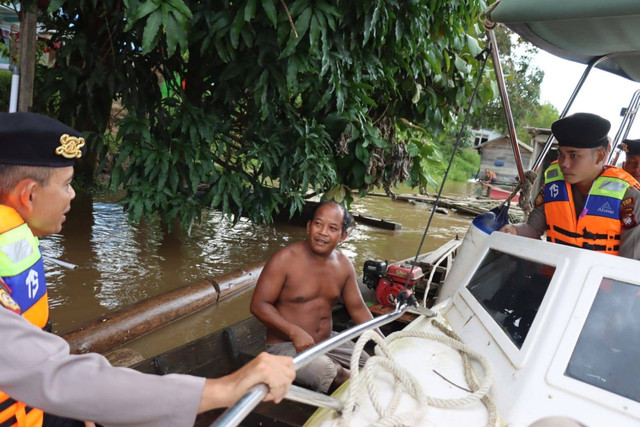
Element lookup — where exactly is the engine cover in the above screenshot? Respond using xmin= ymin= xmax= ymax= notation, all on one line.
xmin=375 ymin=278 xmax=405 ymax=307
xmin=386 ymin=264 xmax=424 ymax=286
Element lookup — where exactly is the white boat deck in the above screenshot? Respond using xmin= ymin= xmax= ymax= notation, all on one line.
xmin=306 ymin=233 xmax=640 ymax=426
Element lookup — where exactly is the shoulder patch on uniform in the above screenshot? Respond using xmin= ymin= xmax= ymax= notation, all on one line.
xmin=0 ymin=281 xmax=21 ymax=314
xmin=621 ymin=197 xmax=638 ymax=229
xmin=534 ymin=189 xmax=545 ymax=207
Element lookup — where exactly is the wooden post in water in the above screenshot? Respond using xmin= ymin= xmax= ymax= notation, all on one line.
xmin=62 ymin=263 xmax=264 ymax=354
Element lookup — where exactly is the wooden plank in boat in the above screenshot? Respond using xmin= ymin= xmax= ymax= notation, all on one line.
xmin=416 ymin=238 xmax=462 ymax=265
xmin=131 ymin=316 xmax=266 ymax=378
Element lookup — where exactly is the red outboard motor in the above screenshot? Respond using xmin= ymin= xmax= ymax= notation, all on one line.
xmin=363 ymin=261 xmax=424 ymax=307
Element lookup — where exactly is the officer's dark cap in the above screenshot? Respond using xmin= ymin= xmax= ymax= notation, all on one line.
xmin=622 ymin=138 xmax=640 ymax=156
xmin=0 ymin=112 xmax=85 ymax=167
xmin=551 ymin=112 xmax=610 ymax=149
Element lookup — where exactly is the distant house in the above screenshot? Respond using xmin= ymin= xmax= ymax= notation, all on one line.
xmin=475 ymin=136 xmax=534 ymax=184
xmin=470 ymin=128 xmax=502 ymax=148
xmin=524 ymin=126 xmax=556 ymax=168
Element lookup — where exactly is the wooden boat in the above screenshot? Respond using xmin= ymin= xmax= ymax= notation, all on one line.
xmin=61 ymin=238 xmax=460 ymax=426
xmin=479 ymin=181 xmax=520 ymax=202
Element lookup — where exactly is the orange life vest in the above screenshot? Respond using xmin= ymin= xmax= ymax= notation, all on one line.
xmin=543 ymin=163 xmax=639 ymax=255
xmin=0 ymin=205 xmax=47 ymax=427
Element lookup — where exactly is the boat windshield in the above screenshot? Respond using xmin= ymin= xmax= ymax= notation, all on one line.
xmin=565 ymin=278 xmax=640 ymax=403
xmin=465 ymin=249 xmax=555 ymax=348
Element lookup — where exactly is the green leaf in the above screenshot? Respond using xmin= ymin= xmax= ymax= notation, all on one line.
xmin=465 ymin=34 xmax=482 ymax=57
xmin=125 ymin=0 xmax=160 ymax=31
xmin=354 ymin=89 xmax=377 ymax=107
xmin=411 ymin=83 xmax=422 ymax=104
xmin=355 ymin=143 xmax=369 ymax=163
xmin=141 ymin=9 xmax=163 ymax=54
xmin=164 ymin=14 xmax=181 ymax=56
xmin=336 ymin=85 xmax=345 ymax=112
xmin=230 ymin=10 xmax=245 ymax=49
xmin=47 ymin=0 xmax=65 ymax=13
xmin=294 ymin=7 xmax=312 ymax=39
xmin=454 ymin=54 xmax=468 ymax=73
xmin=245 ymin=0 xmax=258 ymax=22
xmin=166 ymin=0 xmax=193 ymax=18
xmin=309 ymin=14 xmax=321 ymax=51
xmin=261 ymin=0 xmax=278 ymax=26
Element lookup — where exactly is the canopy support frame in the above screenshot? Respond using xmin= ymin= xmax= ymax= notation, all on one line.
xmin=485 ymin=25 xmax=526 ymax=184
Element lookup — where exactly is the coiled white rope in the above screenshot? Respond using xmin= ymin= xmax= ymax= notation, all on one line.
xmin=338 ymin=318 xmax=496 ymax=427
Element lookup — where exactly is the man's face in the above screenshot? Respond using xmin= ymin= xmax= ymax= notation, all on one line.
xmin=557 ymin=146 xmax=603 ymax=185
xmin=27 ymin=166 xmax=76 ymax=236
xmin=623 ymin=154 xmax=640 ymax=182
xmin=306 ymin=204 xmax=347 ymax=255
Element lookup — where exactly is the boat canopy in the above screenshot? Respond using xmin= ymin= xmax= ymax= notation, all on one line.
xmin=487 ymin=0 xmax=640 ymax=83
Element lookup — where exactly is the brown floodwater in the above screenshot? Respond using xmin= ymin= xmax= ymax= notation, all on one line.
xmin=42 ymin=181 xmax=479 ymax=358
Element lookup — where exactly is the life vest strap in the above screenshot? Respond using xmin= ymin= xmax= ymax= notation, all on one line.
xmin=582 ymin=242 xmax=619 ymax=252
xmin=581 ymin=229 xmax=619 ymax=241
xmin=551 ymin=225 xmax=619 ymax=241
xmin=0 ymin=398 xmax=34 ymax=427
xmin=551 ymin=225 xmax=582 ymax=239
xmin=547 ymin=237 xmax=580 ymax=248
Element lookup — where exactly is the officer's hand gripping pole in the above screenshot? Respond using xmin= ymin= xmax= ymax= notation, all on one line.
xmin=210 ymin=292 xmax=434 ymax=427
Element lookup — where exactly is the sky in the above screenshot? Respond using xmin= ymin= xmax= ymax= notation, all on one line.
xmin=535 ymin=50 xmax=640 ymax=142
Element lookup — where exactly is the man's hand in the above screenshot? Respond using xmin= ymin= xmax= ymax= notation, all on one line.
xmin=198 ymin=352 xmax=295 ymax=412
xmin=499 ymin=224 xmax=518 ymax=235
xmin=290 ymin=328 xmax=315 ymax=353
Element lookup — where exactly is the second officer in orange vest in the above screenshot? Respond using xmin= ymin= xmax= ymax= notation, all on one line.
xmin=501 ymin=112 xmax=640 ymax=260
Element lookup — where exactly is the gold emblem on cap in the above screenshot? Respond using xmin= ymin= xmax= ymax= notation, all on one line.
xmin=55 ymin=134 xmax=85 ymax=159
xmin=622 ymin=143 xmax=629 ymax=153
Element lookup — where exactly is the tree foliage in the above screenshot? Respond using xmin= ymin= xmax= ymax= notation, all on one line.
xmin=469 ymin=25 xmax=553 ymax=142
xmin=36 ymin=0 xmax=490 ymax=228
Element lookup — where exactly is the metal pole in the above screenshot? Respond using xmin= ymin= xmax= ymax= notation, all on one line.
xmin=282 ymin=385 xmax=344 ymax=413
xmin=9 ymin=64 xmax=19 ymax=113
xmin=42 ymin=255 xmax=78 ymax=270
xmin=485 ymin=27 xmax=525 ymax=183
xmin=609 ymin=89 xmax=640 ymax=165
xmin=531 ymin=57 xmax=606 ymax=171
xmin=211 ymin=295 xmax=428 ymax=427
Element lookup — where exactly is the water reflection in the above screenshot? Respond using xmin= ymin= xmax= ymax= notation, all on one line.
xmin=41 ymin=181 xmax=478 ymax=355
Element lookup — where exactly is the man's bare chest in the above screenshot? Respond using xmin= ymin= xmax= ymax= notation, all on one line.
xmin=281 ymin=268 xmax=345 ymax=303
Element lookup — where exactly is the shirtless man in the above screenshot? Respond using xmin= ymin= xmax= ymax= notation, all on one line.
xmin=250 ymin=201 xmax=374 ymax=393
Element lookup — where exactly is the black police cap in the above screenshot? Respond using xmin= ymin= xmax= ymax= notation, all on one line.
xmin=0 ymin=112 xmax=85 ymax=167
xmin=622 ymin=138 xmax=640 ymax=155
xmin=551 ymin=112 xmax=610 ymax=148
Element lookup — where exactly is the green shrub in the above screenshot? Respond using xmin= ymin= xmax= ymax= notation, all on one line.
xmin=432 ymin=148 xmax=480 ymax=184
xmin=0 ymin=70 xmax=12 ymax=111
